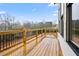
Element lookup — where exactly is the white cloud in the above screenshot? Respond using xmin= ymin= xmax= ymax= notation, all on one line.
xmin=48 ymin=0 xmax=59 ymax=7
xmin=0 ymin=11 xmax=6 ymax=14
xmin=48 ymin=3 xmax=54 ymax=7
xmin=52 ymin=10 xmax=58 ymax=17
xmin=48 ymin=2 xmax=59 ymax=8
xmin=53 ymin=13 xmax=57 ymax=16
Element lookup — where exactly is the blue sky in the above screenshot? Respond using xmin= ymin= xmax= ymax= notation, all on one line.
xmin=0 ymin=3 xmax=58 ymax=24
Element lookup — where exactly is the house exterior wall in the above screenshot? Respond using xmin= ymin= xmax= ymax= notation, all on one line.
xmin=59 ymin=3 xmax=72 ymax=41
xmin=58 ymin=3 xmax=77 ymax=55
xmin=59 ymin=3 xmax=65 ymax=38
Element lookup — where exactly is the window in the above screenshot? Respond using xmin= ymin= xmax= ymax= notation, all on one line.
xmin=61 ymin=15 xmax=64 ymax=37
xmin=72 ymin=3 xmax=79 ymax=47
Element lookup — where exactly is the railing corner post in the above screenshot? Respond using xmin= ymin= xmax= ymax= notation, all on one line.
xmin=36 ymin=30 xmax=38 ymax=45
xmin=23 ymin=28 xmax=27 ymax=56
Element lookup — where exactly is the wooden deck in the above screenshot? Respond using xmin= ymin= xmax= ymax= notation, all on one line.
xmin=0 ymin=34 xmax=44 ymax=56
xmin=0 ymin=34 xmax=63 ymax=56
xmin=27 ymin=35 xmax=63 ymax=56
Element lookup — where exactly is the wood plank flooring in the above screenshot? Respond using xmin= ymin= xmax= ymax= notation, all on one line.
xmin=27 ymin=35 xmax=63 ymax=56
xmin=1 ymin=34 xmax=63 ymax=56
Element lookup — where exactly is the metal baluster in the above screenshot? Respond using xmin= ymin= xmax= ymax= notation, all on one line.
xmin=11 ymin=33 xmax=13 ymax=46
xmin=6 ymin=34 xmax=8 ymax=48
xmin=3 ymin=35 xmax=5 ymax=50
xmin=15 ymin=33 xmax=17 ymax=44
xmin=13 ymin=34 xmax=15 ymax=45
xmin=0 ymin=35 xmax=1 ymax=51
xmin=11 ymin=33 xmax=12 ymax=46
xmin=1 ymin=35 xmax=3 ymax=50
xmin=9 ymin=34 xmax=11 ymax=47
xmin=5 ymin=34 xmax=7 ymax=49
xmin=14 ymin=33 xmax=16 ymax=45
xmin=8 ymin=34 xmax=9 ymax=47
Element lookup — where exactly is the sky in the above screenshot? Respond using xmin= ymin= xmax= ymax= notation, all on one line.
xmin=0 ymin=3 xmax=58 ymax=24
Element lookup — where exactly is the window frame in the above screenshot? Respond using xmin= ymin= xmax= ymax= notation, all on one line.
xmin=66 ymin=3 xmax=79 ymax=55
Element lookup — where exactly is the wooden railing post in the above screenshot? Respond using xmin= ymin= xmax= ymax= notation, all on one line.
xmin=41 ymin=29 xmax=42 ymax=41
xmin=56 ymin=30 xmax=58 ymax=38
xmin=36 ymin=30 xmax=38 ymax=45
xmin=44 ymin=28 xmax=46 ymax=37
xmin=23 ymin=28 xmax=27 ymax=56
xmin=41 ymin=29 xmax=42 ymax=37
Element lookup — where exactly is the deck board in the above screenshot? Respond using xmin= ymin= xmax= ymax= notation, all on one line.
xmin=27 ymin=35 xmax=63 ymax=56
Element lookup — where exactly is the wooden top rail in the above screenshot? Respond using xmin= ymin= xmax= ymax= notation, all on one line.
xmin=0 ymin=29 xmax=24 ymax=35
xmin=0 ymin=28 xmax=44 ymax=35
xmin=0 ymin=27 xmax=57 ymax=35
